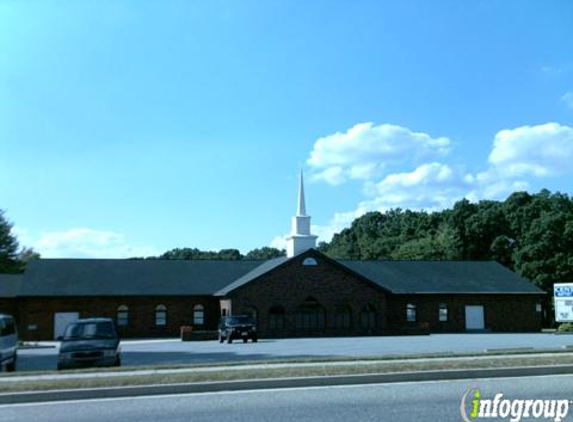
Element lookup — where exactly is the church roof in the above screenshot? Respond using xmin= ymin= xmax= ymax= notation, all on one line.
xmin=0 ymin=274 xmax=22 ymax=298
xmin=19 ymin=259 xmax=262 ymax=297
xmin=16 ymin=252 xmax=544 ymax=297
xmin=214 ymin=256 xmax=289 ymax=296
xmin=340 ymin=260 xmax=544 ymax=295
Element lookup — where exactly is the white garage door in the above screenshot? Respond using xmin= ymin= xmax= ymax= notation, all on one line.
xmin=54 ymin=312 xmax=79 ymax=339
xmin=465 ymin=306 xmax=485 ymax=330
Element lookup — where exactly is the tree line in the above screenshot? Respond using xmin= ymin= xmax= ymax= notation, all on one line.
xmin=151 ymin=246 xmax=286 ymax=261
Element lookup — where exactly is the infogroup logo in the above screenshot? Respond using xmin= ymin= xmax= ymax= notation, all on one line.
xmin=460 ymin=388 xmax=571 ymax=422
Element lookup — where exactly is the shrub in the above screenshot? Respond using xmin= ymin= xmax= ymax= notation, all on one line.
xmin=557 ymin=322 xmax=573 ymax=332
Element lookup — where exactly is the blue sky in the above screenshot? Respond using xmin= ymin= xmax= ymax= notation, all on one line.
xmin=1 ymin=0 xmax=572 ymax=258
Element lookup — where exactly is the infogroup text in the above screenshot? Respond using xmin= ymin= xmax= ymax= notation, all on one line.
xmin=461 ymin=388 xmax=570 ymax=422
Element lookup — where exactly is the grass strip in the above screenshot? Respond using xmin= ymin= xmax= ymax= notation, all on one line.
xmin=2 ymin=354 xmax=573 ymax=393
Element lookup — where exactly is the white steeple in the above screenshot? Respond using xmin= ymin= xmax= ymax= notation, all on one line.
xmin=286 ymin=170 xmax=317 ymax=258
xmin=297 ymin=170 xmax=306 ymax=216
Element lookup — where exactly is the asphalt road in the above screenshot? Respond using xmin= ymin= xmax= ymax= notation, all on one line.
xmin=17 ymin=333 xmax=573 ymax=372
xmin=2 ymin=375 xmax=573 ymax=422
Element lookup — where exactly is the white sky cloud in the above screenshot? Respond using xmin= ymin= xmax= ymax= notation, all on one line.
xmin=294 ymin=121 xmax=573 ymax=244
xmin=311 ymin=166 xmax=346 ymax=186
xmin=307 ymin=122 xmax=452 ymax=185
xmin=488 ymin=123 xmax=573 ymax=177
xmin=269 ymin=234 xmax=288 ymax=250
xmin=34 ymin=228 xmax=156 ymax=258
xmin=465 ymin=170 xmax=530 ymax=203
xmin=360 ymin=162 xmax=469 ymax=211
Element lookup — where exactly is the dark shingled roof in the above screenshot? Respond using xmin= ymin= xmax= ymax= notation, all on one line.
xmin=19 ymin=259 xmax=262 ymax=297
xmin=340 ymin=260 xmax=545 ymax=294
xmin=0 ymin=274 xmax=22 ymax=298
xmin=214 ymin=257 xmax=289 ymax=296
xmin=17 ymin=255 xmax=544 ymax=297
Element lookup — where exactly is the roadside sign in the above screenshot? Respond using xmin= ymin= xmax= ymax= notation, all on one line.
xmin=554 ymin=283 xmax=573 ymax=322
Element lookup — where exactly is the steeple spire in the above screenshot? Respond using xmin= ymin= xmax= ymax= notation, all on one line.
xmin=297 ymin=170 xmax=307 ymax=216
xmin=286 ymin=170 xmax=317 ymax=258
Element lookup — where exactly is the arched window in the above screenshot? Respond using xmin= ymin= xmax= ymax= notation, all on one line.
xmin=268 ymin=306 xmax=285 ymax=331
xmin=335 ymin=305 xmax=352 ymax=329
xmin=406 ymin=303 xmax=417 ymax=322
xmin=361 ymin=305 xmax=376 ymax=329
xmin=295 ymin=297 xmax=326 ymax=331
xmin=155 ymin=304 xmax=167 ymax=326
xmin=193 ymin=304 xmax=205 ymax=326
xmin=117 ymin=305 xmax=129 ymax=327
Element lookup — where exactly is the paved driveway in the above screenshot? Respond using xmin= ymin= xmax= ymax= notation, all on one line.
xmin=16 ymin=333 xmax=573 ymax=372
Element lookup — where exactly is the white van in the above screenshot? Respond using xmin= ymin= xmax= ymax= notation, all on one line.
xmin=0 ymin=314 xmax=18 ymax=372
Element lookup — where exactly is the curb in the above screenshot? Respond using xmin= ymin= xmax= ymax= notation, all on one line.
xmin=2 ymin=365 xmax=573 ymax=405
xmin=18 ymin=345 xmax=57 ymax=350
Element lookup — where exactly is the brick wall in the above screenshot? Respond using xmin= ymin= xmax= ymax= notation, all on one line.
xmin=0 ymin=298 xmax=17 ymax=318
xmin=387 ymin=294 xmax=544 ymax=332
xmin=17 ymin=296 xmax=220 ymax=341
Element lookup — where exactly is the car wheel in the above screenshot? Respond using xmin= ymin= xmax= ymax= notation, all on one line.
xmin=57 ymin=363 xmax=63 ymax=371
xmin=252 ymin=336 xmax=258 ymax=343
xmin=227 ymin=336 xmax=233 ymax=344
xmin=114 ymin=356 xmax=121 ymax=367
xmin=242 ymin=338 xmax=248 ymax=343
xmin=6 ymin=355 xmax=16 ymax=372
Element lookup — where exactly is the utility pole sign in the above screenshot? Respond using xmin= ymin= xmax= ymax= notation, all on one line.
xmin=554 ymin=283 xmax=573 ymax=322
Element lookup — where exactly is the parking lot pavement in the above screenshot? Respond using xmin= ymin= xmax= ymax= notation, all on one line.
xmin=15 ymin=333 xmax=573 ymax=372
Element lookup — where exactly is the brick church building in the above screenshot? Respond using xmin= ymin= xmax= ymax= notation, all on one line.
xmin=1 ymin=173 xmax=545 ymax=340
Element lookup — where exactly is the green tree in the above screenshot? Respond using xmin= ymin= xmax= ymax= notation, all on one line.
xmin=159 ymin=247 xmax=244 ymax=260
xmin=216 ymin=249 xmax=243 ymax=260
xmin=159 ymin=247 xmax=203 ymax=259
xmin=489 ymin=235 xmax=515 ymax=268
xmin=464 ymin=201 xmax=508 ymax=260
xmin=321 ymin=227 xmax=361 ymax=259
xmin=244 ymin=247 xmax=285 ymax=260
xmin=502 ymin=191 xmax=534 ymax=239
xmin=515 ymin=211 xmax=573 ymax=293
xmin=446 ymin=199 xmax=478 ymax=259
xmin=392 ymin=224 xmax=461 ymax=260
xmin=0 ymin=210 xmax=20 ymax=273
xmin=16 ymin=247 xmax=40 ymax=271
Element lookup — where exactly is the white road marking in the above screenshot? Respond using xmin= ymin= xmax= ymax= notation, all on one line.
xmin=1 ymin=373 xmax=573 ymax=409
